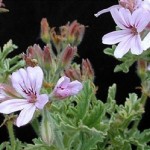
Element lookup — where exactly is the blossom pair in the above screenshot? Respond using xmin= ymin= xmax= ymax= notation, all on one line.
xmin=0 ymin=66 xmax=83 ymax=127
xmin=95 ymin=0 xmax=150 ymax=58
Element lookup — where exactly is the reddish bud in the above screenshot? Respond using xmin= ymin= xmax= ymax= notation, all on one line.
xmin=22 ymin=53 xmax=38 ymax=67
xmin=50 ymin=28 xmax=63 ymax=50
xmin=61 ymin=45 xmax=77 ymax=67
xmin=41 ymin=18 xmax=51 ymax=43
xmin=60 ymin=20 xmax=86 ymax=46
xmin=64 ymin=66 xmax=82 ymax=81
xmin=82 ymin=59 xmax=94 ymax=80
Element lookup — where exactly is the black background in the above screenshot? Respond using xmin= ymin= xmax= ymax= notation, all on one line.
xmin=0 ymin=0 xmax=150 ymax=144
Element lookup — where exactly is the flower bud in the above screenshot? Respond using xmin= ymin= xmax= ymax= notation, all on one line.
xmin=40 ymin=109 xmax=54 ymax=146
xmin=61 ymin=45 xmax=77 ymax=67
xmin=43 ymin=45 xmax=53 ymax=70
xmin=50 ymin=28 xmax=63 ymax=51
xmin=64 ymin=66 xmax=82 ymax=81
xmin=60 ymin=20 xmax=85 ymax=46
xmin=40 ymin=18 xmax=51 ymax=44
xmin=82 ymin=58 xmax=94 ymax=80
xmin=68 ymin=20 xmax=85 ymax=46
xmin=137 ymin=60 xmax=147 ymax=79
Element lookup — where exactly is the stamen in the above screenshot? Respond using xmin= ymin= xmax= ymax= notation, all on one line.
xmin=131 ymin=26 xmax=138 ymax=35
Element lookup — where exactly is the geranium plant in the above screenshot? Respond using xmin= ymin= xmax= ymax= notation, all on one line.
xmin=0 ymin=0 xmax=150 ymax=150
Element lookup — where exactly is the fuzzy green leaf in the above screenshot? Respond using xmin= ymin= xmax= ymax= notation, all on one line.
xmin=24 ymin=138 xmax=50 ymax=150
xmin=103 ymin=45 xmax=115 ymax=56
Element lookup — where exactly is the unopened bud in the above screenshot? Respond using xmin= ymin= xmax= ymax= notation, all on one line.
xmin=64 ymin=66 xmax=82 ymax=81
xmin=41 ymin=18 xmax=51 ymax=44
xmin=41 ymin=109 xmax=54 ymax=146
xmin=137 ymin=60 xmax=147 ymax=79
xmin=22 ymin=53 xmax=38 ymax=67
xmin=50 ymin=28 xmax=62 ymax=50
xmin=82 ymin=59 xmax=94 ymax=80
xmin=68 ymin=20 xmax=85 ymax=46
xmin=61 ymin=45 xmax=77 ymax=67
xmin=43 ymin=45 xmax=52 ymax=65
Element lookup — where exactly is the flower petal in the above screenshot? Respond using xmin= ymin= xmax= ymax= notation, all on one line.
xmin=110 ymin=8 xmax=130 ymax=29
xmin=102 ymin=29 xmax=131 ymax=45
xmin=0 ymin=99 xmax=29 ymax=114
xmin=54 ymin=76 xmax=70 ymax=89
xmin=118 ymin=8 xmax=132 ymax=28
xmin=68 ymin=80 xmax=83 ymax=95
xmin=94 ymin=5 xmax=119 ymax=17
xmin=16 ymin=104 xmax=36 ymax=127
xmin=142 ymin=32 xmax=150 ymax=50
xmin=26 ymin=66 xmax=44 ymax=93
xmin=132 ymin=8 xmax=149 ymax=32
xmin=35 ymin=94 xmax=49 ymax=109
xmin=11 ymin=66 xmax=44 ymax=98
xmin=11 ymin=68 xmax=29 ymax=98
xmin=114 ymin=35 xmax=133 ymax=58
xmin=130 ymin=35 xmax=143 ymax=55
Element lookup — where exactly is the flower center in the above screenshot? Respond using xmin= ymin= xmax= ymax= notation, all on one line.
xmin=131 ymin=26 xmax=138 ymax=35
xmin=21 ymin=86 xmax=37 ymax=103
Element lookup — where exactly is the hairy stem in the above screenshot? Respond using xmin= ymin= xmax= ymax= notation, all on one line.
xmin=31 ymin=118 xmax=40 ymax=136
xmin=6 ymin=120 xmax=16 ymax=150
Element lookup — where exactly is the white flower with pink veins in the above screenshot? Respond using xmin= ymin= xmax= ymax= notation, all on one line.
xmin=0 ymin=66 xmax=48 ymax=127
xmin=94 ymin=0 xmax=150 ymax=17
xmin=102 ymin=8 xmax=150 ymax=58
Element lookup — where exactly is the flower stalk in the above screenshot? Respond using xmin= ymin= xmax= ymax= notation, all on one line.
xmin=6 ymin=119 xmax=16 ymax=150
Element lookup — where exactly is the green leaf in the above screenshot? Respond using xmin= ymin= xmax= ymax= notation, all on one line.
xmin=24 ymin=138 xmax=50 ymax=150
xmin=0 ymin=40 xmax=25 ymax=82
xmin=105 ymin=84 xmax=117 ymax=114
xmin=139 ymin=129 xmax=150 ymax=144
xmin=82 ymin=100 xmax=105 ymax=128
xmin=78 ymin=125 xmax=105 ymax=150
xmin=0 ymin=142 xmax=10 ymax=150
xmin=103 ymin=45 xmax=115 ymax=56
xmin=0 ymin=40 xmax=18 ymax=60
xmin=107 ymin=84 xmax=116 ymax=103
xmin=114 ymin=59 xmax=135 ymax=73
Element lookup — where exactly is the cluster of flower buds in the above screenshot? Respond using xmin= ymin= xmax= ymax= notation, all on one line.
xmin=40 ymin=18 xmax=86 ymax=49
xmin=95 ymin=0 xmax=150 ymax=58
xmin=22 ymin=44 xmax=52 ymax=69
xmin=59 ymin=20 xmax=86 ymax=46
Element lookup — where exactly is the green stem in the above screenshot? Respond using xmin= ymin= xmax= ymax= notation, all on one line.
xmin=31 ymin=118 xmax=40 ymax=136
xmin=140 ymin=93 xmax=147 ymax=106
xmin=6 ymin=120 xmax=16 ymax=150
xmin=131 ymin=60 xmax=148 ymax=130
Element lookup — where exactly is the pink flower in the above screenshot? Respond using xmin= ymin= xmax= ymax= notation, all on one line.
xmin=0 ymin=66 xmax=48 ymax=127
xmin=94 ymin=0 xmax=143 ymax=17
xmin=102 ymin=8 xmax=149 ymax=58
xmin=52 ymin=76 xmax=83 ymax=99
